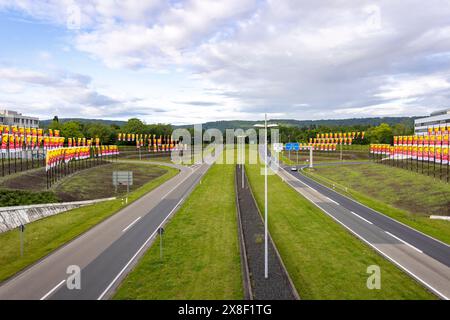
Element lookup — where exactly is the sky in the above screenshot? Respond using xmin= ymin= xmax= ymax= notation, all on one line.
xmin=0 ymin=0 xmax=450 ymax=125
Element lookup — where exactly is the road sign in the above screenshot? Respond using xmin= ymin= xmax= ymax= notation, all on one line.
xmin=18 ymin=224 xmax=25 ymax=232
xmin=113 ymin=171 xmax=133 ymax=186
xmin=292 ymin=143 xmax=300 ymax=151
xmin=285 ymin=143 xmax=293 ymax=151
xmin=158 ymin=227 xmax=165 ymax=235
xmin=273 ymin=143 xmax=283 ymax=152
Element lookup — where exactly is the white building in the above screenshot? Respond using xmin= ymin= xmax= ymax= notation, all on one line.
xmin=0 ymin=110 xmax=39 ymax=128
xmin=414 ymin=109 xmax=450 ymax=135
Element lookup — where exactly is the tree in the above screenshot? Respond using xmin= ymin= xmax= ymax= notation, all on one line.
xmin=392 ymin=122 xmax=413 ymax=136
xmin=121 ymin=118 xmax=147 ymax=134
xmin=367 ymin=123 xmax=393 ymax=144
xmin=48 ymin=119 xmax=62 ymax=131
xmin=61 ymin=121 xmax=83 ymax=138
xmin=86 ymin=123 xmax=112 ymax=144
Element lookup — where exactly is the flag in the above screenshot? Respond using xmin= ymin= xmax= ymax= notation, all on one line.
xmin=1 ymin=134 xmax=8 ymax=153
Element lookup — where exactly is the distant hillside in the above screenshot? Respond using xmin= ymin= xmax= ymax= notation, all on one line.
xmin=40 ymin=118 xmax=127 ymax=127
xmin=174 ymin=117 xmax=417 ymax=131
xmin=41 ymin=116 xmax=417 ymax=130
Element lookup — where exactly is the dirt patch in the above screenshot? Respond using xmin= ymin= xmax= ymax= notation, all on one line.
xmin=55 ymin=162 xmax=168 ymax=201
xmin=0 ymin=162 xmax=171 ymax=203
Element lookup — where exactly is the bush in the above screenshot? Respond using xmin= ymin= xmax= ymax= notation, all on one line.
xmin=0 ymin=189 xmax=59 ymax=207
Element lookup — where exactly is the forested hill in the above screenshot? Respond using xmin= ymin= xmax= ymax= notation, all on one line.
xmin=41 ymin=116 xmax=417 ymax=130
xmin=40 ymin=118 xmax=127 ymax=127
xmin=174 ymin=117 xmax=417 ymax=131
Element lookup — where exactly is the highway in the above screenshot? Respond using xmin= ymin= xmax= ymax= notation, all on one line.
xmin=0 ymin=160 xmax=212 ymax=300
xmin=256 ymin=146 xmax=450 ymax=299
xmin=277 ymin=164 xmax=450 ymax=299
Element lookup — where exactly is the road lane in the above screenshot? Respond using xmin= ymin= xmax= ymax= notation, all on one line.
xmin=276 ymin=165 xmax=450 ymax=299
xmin=0 ymin=161 xmax=211 ymax=300
xmin=259 ymin=145 xmax=450 ymax=299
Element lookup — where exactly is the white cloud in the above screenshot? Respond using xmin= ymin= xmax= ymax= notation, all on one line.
xmin=0 ymin=67 xmax=126 ymax=117
xmin=375 ymin=74 xmax=450 ymax=100
xmin=2 ymin=0 xmax=450 ymax=122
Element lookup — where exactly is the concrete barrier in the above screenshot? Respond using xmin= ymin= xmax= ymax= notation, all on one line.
xmin=0 ymin=197 xmax=116 ymax=233
xmin=430 ymin=215 xmax=450 ymax=221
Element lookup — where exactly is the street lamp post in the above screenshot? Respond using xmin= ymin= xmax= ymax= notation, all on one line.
xmin=237 ymin=135 xmax=246 ymax=189
xmin=254 ymin=114 xmax=278 ymax=279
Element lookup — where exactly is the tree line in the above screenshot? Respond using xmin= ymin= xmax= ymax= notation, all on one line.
xmin=278 ymin=121 xmax=414 ymax=145
xmin=46 ymin=117 xmax=172 ymax=145
xmin=46 ymin=116 xmax=414 ymax=145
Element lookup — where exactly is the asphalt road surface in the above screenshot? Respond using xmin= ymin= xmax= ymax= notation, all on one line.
xmin=261 ymin=146 xmax=450 ymax=299
xmin=0 ymin=160 xmax=212 ymax=300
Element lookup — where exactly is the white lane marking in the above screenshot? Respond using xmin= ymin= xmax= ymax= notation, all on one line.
xmin=297 ymin=166 xmax=450 ymax=249
xmin=326 ymin=197 xmax=339 ymax=205
xmin=162 ymin=164 xmax=201 ymax=200
xmin=122 ymin=217 xmax=141 ymax=233
xmin=385 ymin=231 xmax=423 ymax=254
xmin=278 ymin=169 xmax=448 ymax=300
xmin=40 ymin=279 xmax=65 ymax=300
xmin=21 ymin=163 xmax=194 ymax=300
xmin=98 ymin=196 xmax=186 ymax=300
xmin=350 ymin=211 xmax=373 ymax=225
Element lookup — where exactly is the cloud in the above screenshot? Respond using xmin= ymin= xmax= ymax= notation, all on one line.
xmin=174 ymin=100 xmax=220 ymax=107
xmin=2 ymin=0 xmax=450 ymax=122
xmin=0 ymin=67 xmax=125 ymax=116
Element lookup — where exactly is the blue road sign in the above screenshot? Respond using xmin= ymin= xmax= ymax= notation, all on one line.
xmin=285 ymin=143 xmax=293 ymax=151
xmin=292 ymin=143 xmax=300 ymax=151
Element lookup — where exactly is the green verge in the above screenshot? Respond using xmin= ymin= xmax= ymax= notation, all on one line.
xmin=302 ymin=163 xmax=450 ymax=245
xmin=114 ymin=163 xmax=243 ymax=300
xmin=245 ymin=163 xmax=435 ymax=299
xmin=0 ymin=165 xmax=178 ymax=283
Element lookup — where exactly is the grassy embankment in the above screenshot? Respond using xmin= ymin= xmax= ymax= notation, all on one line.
xmin=0 ymin=162 xmax=169 ymax=203
xmin=114 ymin=163 xmax=243 ymax=300
xmin=245 ymin=160 xmax=435 ymax=299
xmin=0 ymin=164 xmax=178 ymax=282
xmin=302 ymin=163 xmax=450 ymax=245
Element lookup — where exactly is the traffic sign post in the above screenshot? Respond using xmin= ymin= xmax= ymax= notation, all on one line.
xmin=292 ymin=143 xmax=299 ymax=164
xmin=113 ymin=171 xmax=133 ymax=204
xmin=285 ymin=143 xmax=292 ymax=163
xmin=158 ymin=227 xmax=165 ymax=260
xmin=18 ymin=224 xmax=25 ymax=257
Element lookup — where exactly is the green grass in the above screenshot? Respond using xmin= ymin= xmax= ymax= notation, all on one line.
xmin=302 ymin=163 xmax=450 ymax=245
xmin=0 ymin=165 xmax=178 ymax=283
xmin=114 ymin=163 xmax=243 ymax=300
xmin=245 ymin=162 xmax=436 ymax=299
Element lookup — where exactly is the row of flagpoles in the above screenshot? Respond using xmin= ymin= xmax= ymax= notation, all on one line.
xmin=117 ymin=133 xmax=181 ymax=151
xmin=315 ymin=131 xmax=365 ymax=140
xmin=45 ymin=145 xmax=119 ymax=171
xmin=370 ymin=131 xmax=450 ymax=164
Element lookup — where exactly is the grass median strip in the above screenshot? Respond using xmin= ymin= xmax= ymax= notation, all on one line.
xmin=245 ymin=163 xmax=435 ymax=299
xmin=0 ymin=164 xmax=178 ymax=283
xmin=114 ymin=163 xmax=243 ymax=300
xmin=302 ymin=163 xmax=450 ymax=245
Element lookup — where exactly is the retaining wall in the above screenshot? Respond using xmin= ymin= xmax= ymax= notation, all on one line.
xmin=0 ymin=198 xmax=115 ymax=233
